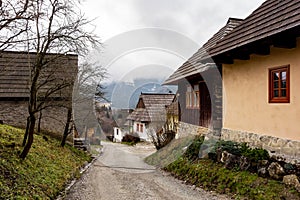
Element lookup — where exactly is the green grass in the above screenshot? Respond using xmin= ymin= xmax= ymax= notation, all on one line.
xmin=0 ymin=124 xmax=92 ymax=199
xmin=165 ymin=158 xmax=300 ymax=200
xmin=146 ymin=136 xmax=300 ymax=199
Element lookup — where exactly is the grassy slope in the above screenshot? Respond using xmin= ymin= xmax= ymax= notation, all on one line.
xmin=145 ymin=135 xmax=195 ymax=168
xmin=146 ymin=136 xmax=300 ymax=200
xmin=166 ymin=158 xmax=300 ymax=200
xmin=0 ymin=124 xmax=91 ymax=199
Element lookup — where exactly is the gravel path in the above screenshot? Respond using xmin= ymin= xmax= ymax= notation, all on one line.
xmin=64 ymin=142 xmax=231 ymax=200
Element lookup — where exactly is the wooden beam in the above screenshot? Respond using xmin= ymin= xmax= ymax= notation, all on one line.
xmin=253 ymin=44 xmax=270 ymax=55
xmin=273 ymin=37 xmax=297 ymax=49
xmin=233 ymin=52 xmax=250 ymax=60
xmin=214 ymin=55 xmax=234 ymax=65
xmin=224 ymin=47 xmax=251 ymax=61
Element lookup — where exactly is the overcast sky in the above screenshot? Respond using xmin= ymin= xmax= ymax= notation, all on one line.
xmin=82 ymin=0 xmax=266 ymax=84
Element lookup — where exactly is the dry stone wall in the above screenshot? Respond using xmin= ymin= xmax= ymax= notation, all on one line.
xmin=175 ymin=122 xmax=300 ymax=161
xmin=176 ymin=122 xmax=209 ymax=138
xmin=0 ymin=100 xmax=68 ymax=134
xmin=222 ymin=128 xmax=300 ymax=161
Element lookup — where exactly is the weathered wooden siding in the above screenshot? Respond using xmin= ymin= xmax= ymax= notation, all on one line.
xmin=178 ymin=80 xmax=198 ymax=126
xmin=177 ymin=70 xmax=223 ymax=133
xmin=0 ymin=51 xmax=78 ymax=99
xmin=178 ymin=77 xmax=212 ymax=128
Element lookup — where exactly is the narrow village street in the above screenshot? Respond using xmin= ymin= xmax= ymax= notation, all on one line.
xmin=64 ymin=141 xmax=230 ymax=200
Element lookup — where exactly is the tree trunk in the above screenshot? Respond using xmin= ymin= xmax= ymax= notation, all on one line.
xmin=84 ymin=125 xmax=87 ymax=143
xmin=22 ymin=116 xmax=30 ymax=147
xmin=61 ymin=108 xmax=72 ymax=147
xmin=37 ymin=110 xmax=42 ymax=132
xmin=20 ymin=114 xmax=36 ymax=159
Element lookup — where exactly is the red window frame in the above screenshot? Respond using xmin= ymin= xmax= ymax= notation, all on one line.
xmin=140 ymin=124 xmax=143 ymax=133
xmin=269 ymin=65 xmax=290 ymax=103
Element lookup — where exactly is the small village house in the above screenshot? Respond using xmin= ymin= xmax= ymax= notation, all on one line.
xmin=0 ymin=51 xmax=78 ymax=134
xmin=113 ymin=127 xmax=123 ymax=142
xmin=112 ymin=108 xmax=133 ymax=142
xmin=164 ymin=17 xmax=243 ymax=137
xmin=127 ymin=93 xmax=175 ymax=142
xmin=165 ymin=0 xmax=300 ymax=158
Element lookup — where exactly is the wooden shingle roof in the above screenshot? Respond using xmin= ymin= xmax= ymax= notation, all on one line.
xmin=127 ymin=108 xmax=150 ymax=122
xmin=127 ymin=93 xmax=175 ymax=122
xmin=166 ymin=101 xmax=179 ymax=116
xmin=0 ymin=51 xmax=78 ymax=99
xmin=164 ymin=18 xmax=243 ymax=85
xmin=165 ymin=0 xmax=300 ymax=83
xmin=208 ymin=0 xmax=300 ymax=60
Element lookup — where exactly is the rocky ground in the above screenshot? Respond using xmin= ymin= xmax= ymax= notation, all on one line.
xmin=64 ymin=142 xmax=231 ymax=200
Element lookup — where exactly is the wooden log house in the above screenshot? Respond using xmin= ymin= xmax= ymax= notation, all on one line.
xmin=0 ymin=51 xmax=78 ymax=133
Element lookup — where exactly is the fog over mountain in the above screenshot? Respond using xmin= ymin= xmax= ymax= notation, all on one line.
xmin=101 ymin=78 xmax=177 ymax=109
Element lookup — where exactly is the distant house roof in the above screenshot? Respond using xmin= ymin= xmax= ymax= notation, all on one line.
xmin=0 ymin=51 xmax=78 ymax=99
xmin=127 ymin=93 xmax=175 ymax=122
xmin=164 ymin=18 xmax=243 ymax=85
xmin=207 ymin=0 xmax=300 ymax=62
xmin=127 ymin=108 xmax=150 ymax=122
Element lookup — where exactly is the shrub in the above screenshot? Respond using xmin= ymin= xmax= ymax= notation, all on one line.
xmin=122 ymin=134 xmax=140 ymax=144
xmin=214 ymin=140 xmax=242 ymax=155
xmin=183 ymin=136 xmax=205 ymax=161
xmin=240 ymin=143 xmax=270 ymax=162
xmin=210 ymin=140 xmax=269 ymax=162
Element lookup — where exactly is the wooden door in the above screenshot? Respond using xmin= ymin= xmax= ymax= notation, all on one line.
xmin=199 ymin=83 xmax=211 ymax=128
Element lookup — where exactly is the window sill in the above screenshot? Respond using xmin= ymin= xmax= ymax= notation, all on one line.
xmin=269 ymin=99 xmax=290 ymax=103
xmin=186 ymin=107 xmax=200 ymax=110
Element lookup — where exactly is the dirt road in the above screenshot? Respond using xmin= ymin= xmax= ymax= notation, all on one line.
xmin=64 ymin=142 xmax=230 ymax=200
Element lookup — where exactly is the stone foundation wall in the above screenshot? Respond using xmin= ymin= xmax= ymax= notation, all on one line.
xmin=39 ymin=105 xmax=68 ymax=133
xmin=222 ymin=128 xmax=300 ymax=159
xmin=0 ymin=101 xmax=68 ymax=134
xmin=0 ymin=101 xmax=28 ymax=129
xmin=176 ymin=122 xmax=209 ymax=139
xmin=175 ymin=122 xmax=300 ymax=160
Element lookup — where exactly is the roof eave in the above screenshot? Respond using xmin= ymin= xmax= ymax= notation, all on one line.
xmin=207 ymin=26 xmax=300 ymax=65
xmin=162 ymin=79 xmax=179 ymax=86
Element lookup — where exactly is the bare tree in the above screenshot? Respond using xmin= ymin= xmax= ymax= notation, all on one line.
xmin=19 ymin=0 xmax=100 ymax=159
xmin=61 ymin=60 xmax=106 ymax=147
xmin=0 ymin=0 xmax=31 ymax=50
xmin=147 ymin=108 xmax=176 ymax=150
xmin=21 ymin=53 xmax=78 ymax=147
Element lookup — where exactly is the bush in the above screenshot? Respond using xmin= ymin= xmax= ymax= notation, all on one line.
xmin=214 ymin=140 xmax=242 ymax=155
xmin=183 ymin=136 xmax=205 ymax=161
xmin=122 ymin=134 xmax=140 ymax=144
xmin=240 ymin=143 xmax=270 ymax=162
xmin=210 ymin=140 xmax=269 ymax=162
